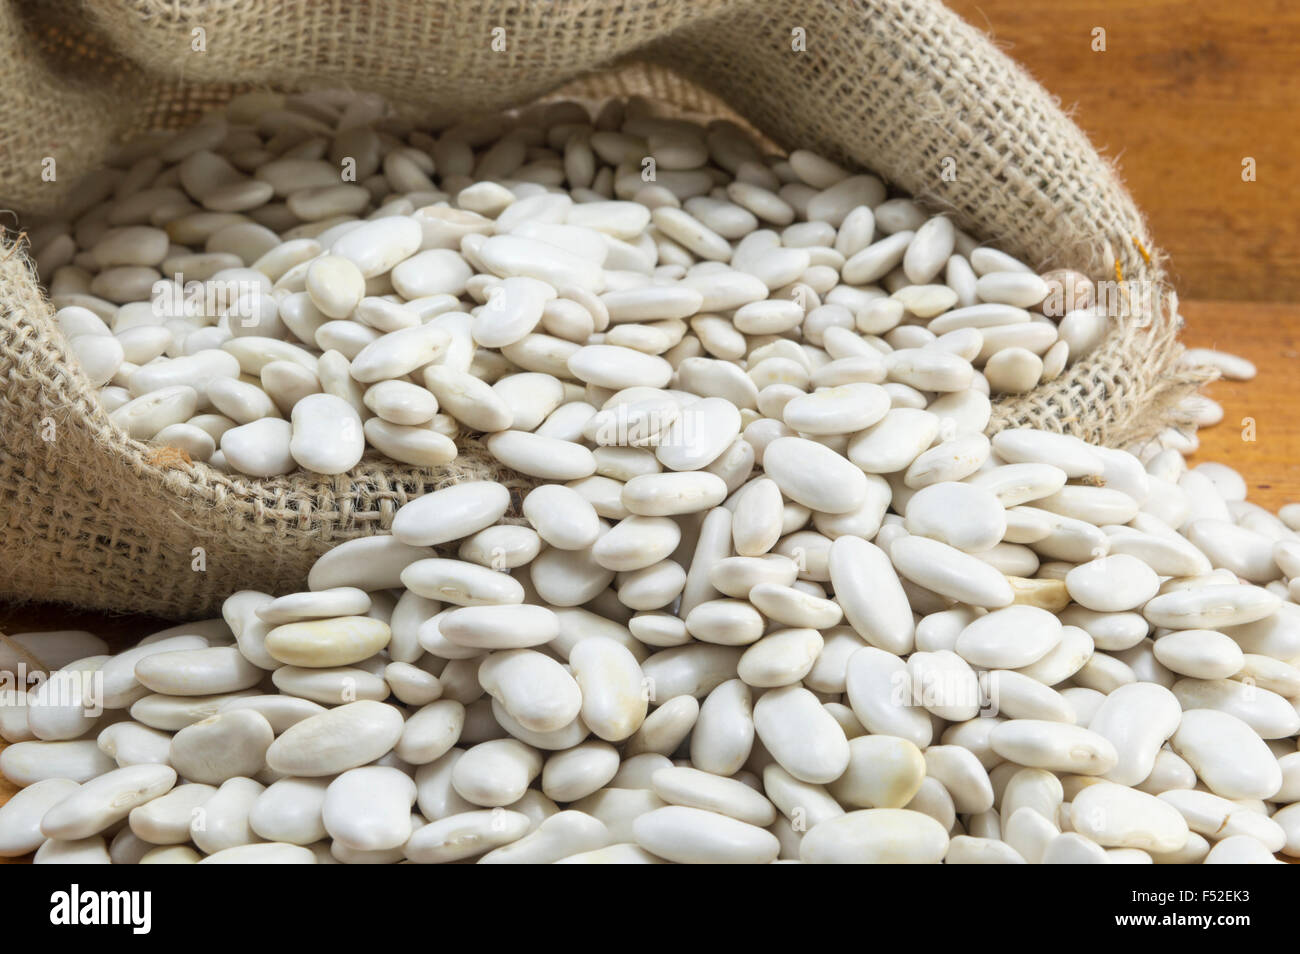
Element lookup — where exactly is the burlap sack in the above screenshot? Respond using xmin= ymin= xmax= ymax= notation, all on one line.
xmin=0 ymin=0 xmax=1211 ymax=618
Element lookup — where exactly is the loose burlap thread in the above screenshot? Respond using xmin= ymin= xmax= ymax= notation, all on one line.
xmin=0 ymin=0 xmax=1211 ymax=617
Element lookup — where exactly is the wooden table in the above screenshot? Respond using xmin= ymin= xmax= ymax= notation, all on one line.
xmin=3 ymin=299 xmax=1297 ymax=862
xmin=943 ymin=0 xmax=1300 ymax=304
xmin=1182 ymin=301 xmax=1300 ymax=507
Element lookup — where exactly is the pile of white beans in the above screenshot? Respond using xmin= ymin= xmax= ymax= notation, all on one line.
xmin=4 ymin=89 xmax=1298 ymax=864
xmin=31 ymin=87 xmax=1165 ymax=477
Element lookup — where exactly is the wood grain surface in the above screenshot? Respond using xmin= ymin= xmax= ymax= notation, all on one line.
xmin=945 ymin=0 xmax=1300 ymax=302
xmin=1182 ymin=301 xmax=1300 ymax=509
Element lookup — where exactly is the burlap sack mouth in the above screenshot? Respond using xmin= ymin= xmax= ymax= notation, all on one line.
xmin=0 ymin=0 xmax=1213 ymax=618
